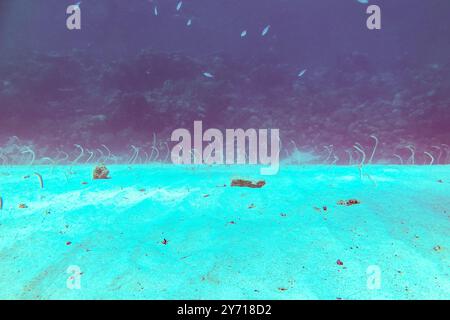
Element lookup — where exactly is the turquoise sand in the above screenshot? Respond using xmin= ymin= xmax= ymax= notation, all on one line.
xmin=0 ymin=165 xmax=448 ymax=299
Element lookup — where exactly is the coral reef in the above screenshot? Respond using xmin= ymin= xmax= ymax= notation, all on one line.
xmin=0 ymin=50 xmax=449 ymax=164
xmin=93 ymin=165 xmax=111 ymax=180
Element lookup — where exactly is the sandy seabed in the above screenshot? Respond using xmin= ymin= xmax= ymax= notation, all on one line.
xmin=0 ymin=164 xmax=448 ymax=299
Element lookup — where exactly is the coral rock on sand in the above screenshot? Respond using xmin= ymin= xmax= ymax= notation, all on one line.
xmin=337 ymin=199 xmax=361 ymax=206
xmin=93 ymin=165 xmax=111 ymax=180
xmin=231 ymin=179 xmax=266 ymax=188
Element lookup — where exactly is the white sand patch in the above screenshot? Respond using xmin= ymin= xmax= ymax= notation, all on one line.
xmin=11 ymin=187 xmax=193 ymax=214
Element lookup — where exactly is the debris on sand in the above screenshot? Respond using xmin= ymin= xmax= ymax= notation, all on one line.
xmin=336 ymin=259 xmax=344 ymax=266
xmin=314 ymin=206 xmax=328 ymax=212
xmin=18 ymin=203 xmax=28 ymax=209
xmin=433 ymin=245 xmax=442 ymax=252
xmin=93 ymin=165 xmax=111 ymax=180
xmin=337 ymin=199 xmax=361 ymax=206
xmin=231 ymin=179 xmax=266 ymax=188
xmin=161 ymin=239 xmax=168 ymax=245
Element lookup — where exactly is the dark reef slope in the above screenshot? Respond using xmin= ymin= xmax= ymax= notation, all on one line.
xmin=0 ymin=50 xmax=449 ymax=164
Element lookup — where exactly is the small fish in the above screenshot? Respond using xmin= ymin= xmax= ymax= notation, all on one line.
xmin=203 ymin=72 xmax=214 ymax=78
xmin=261 ymin=25 xmax=270 ymax=36
xmin=298 ymin=69 xmax=307 ymax=77
xmin=154 ymin=6 xmax=158 ymax=16
xmin=240 ymin=30 xmax=247 ymax=38
xmin=186 ymin=18 xmax=192 ymax=26
xmin=176 ymin=1 xmax=183 ymax=11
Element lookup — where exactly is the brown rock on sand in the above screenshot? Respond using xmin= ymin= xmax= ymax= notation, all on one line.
xmin=231 ymin=179 xmax=266 ymax=188
xmin=93 ymin=165 xmax=111 ymax=180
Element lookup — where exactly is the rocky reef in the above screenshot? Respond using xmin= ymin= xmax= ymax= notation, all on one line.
xmin=0 ymin=49 xmax=449 ymax=165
